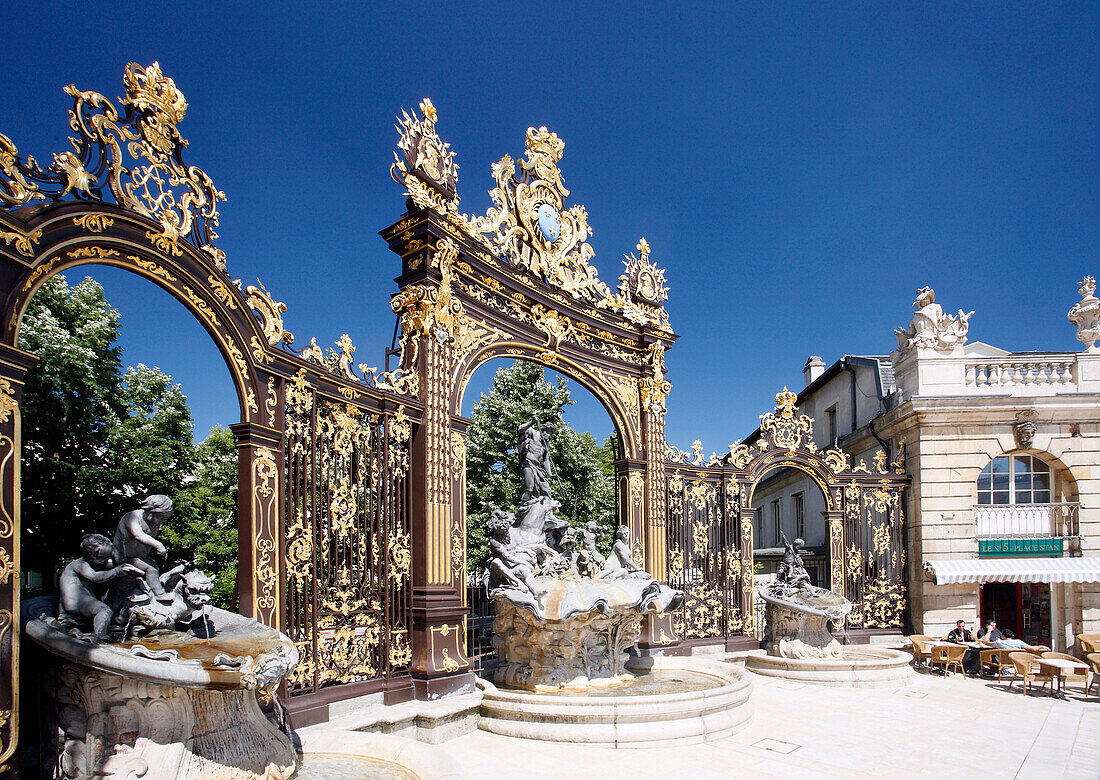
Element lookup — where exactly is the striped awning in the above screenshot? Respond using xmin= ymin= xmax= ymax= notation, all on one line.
xmin=923 ymin=557 xmax=1100 ymax=585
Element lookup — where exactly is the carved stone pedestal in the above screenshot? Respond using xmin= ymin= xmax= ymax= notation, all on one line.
xmin=46 ymin=664 xmax=295 ymax=780
xmin=759 ymin=585 xmax=852 ymax=660
xmin=491 ymin=598 xmax=643 ymax=691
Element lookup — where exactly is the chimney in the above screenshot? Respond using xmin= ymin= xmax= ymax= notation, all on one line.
xmin=803 ymin=356 xmax=825 ymax=386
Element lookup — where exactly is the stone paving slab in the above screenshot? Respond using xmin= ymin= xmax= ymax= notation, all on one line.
xmin=438 ymin=670 xmax=1100 ymax=780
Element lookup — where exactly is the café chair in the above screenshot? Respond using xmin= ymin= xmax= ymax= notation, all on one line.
xmin=1086 ymin=653 xmax=1100 ymax=699
xmin=909 ymin=635 xmax=933 ymax=668
xmin=1008 ymin=652 xmax=1053 ymax=695
xmin=1042 ymin=651 xmax=1090 ymax=695
xmin=930 ymin=644 xmax=966 ymax=676
xmin=1078 ymin=634 xmax=1099 ymax=654
xmin=979 ymin=648 xmax=1012 ymax=681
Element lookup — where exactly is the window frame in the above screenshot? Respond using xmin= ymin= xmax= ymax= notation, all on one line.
xmin=976 ymin=454 xmax=1052 ymax=506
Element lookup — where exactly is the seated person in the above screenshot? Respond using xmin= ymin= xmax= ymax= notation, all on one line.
xmin=989 ymin=629 xmax=1047 ymax=654
xmin=946 ymin=619 xmax=975 ymax=643
xmin=977 ymin=619 xmax=1003 ymax=642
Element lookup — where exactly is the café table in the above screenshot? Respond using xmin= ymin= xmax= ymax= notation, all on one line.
xmin=1035 ymin=657 xmax=1088 ymax=698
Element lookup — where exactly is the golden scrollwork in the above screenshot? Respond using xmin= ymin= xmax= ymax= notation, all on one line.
xmin=450 ymin=431 xmax=466 ymax=477
xmin=0 ymin=380 xmax=15 ymax=425
xmin=823 ymin=448 xmax=850 ymax=474
xmin=246 ymin=280 xmax=293 ymax=347
xmin=668 ymin=545 xmax=684 ymax=577
xmin=0 ymin=227 xmax=42 ymax=257
xmin=846 ymin=543 xmax=862 ymax=582
xmin=530 ymin=303 xmax=575 ymax=350
xmin=73 ymin=213 xmax=113 ymax=232
xmin=391 ymin=98 xmax=460 ymax=217
xmin=864 ymin=485 xmax=899 ymax=514
xmin=728 ymin=443 xmax=753 ymax=468
xmin=859 ymin=575 xmax=906 ymax=629
xmin=1 ymin=63 xmax=226 ymax=262
xmin=388 ymin=526 xmax=411 ymax=585
xmin=0 ymin=548 xmax=11 ymax=585
xmin=760 ymin=387 xmax=813 ymax=452
xmin=132 ymin=256 xmax=175 ymax=282
xmin=388 ymin=629 xmax=412 ymax=668
xmin=628 ymin=472 xmax=644 ymax=508
xmin=680 ymin=581 xmax=723 ymax=638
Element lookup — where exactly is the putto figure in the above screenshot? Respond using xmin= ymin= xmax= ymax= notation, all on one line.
xmin=57 ymin=534 xmax=142 ymax=644
xmin=113 ymin=494 xmax=175 ymax=603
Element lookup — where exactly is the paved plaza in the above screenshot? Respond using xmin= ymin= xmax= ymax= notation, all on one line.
xmin=440 ymin=670 xmax=1100 ymax=780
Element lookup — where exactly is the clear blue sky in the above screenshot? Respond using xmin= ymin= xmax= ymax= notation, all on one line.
xmin=2 ymin=3 xmax=1096 ymax=450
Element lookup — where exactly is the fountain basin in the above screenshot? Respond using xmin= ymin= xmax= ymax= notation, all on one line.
xmin=744 ymin=646 xmax=915 ymax=687
xmin=296 ymin=731 xmax=464 ymax=780
xmin=478 ymin=656 xmax=753 ymax=747
xmin=25 ymin=602 xmax=298 ymax=779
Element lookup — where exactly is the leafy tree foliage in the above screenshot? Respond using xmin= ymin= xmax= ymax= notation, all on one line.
xmin=464 ymin=361 xmax=616 ymax=573
xmin=19 ymin=274 xmax=238 ymax=607
xmin=166 ymin=426 xmax=239 ymax=608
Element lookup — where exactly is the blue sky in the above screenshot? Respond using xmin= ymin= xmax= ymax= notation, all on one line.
xmin=2 ymin=3 xmax=1097 ymax=450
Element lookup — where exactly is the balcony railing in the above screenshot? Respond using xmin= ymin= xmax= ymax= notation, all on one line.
xmin=974 ymin=503 xmax=1080 ymax=539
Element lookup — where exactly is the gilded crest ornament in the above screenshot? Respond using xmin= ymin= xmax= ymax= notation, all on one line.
xmin=0 ymin=62 xmax=225 ymax=265
xmin=391 ymin=98 xmax=460 ymax=215
xmin=759 ymin=387 xmax=813 ymax=452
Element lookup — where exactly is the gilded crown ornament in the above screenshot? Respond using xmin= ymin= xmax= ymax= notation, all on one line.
xmin=760 ymin=386 xmax=813 ymax=452
xmin=391 ymin=98 xmax=460 ymax=215
xmin=0 ymin=61 xmax=225 ymax=264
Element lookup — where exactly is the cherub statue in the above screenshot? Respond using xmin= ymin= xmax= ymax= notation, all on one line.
xmin=113 ymin=495 xmax=175 ymax=604
xmin=602 ymin=526 xmax=647 ymax=579
xmin=57 ymin=534 xmax=143 ymax=644
xmin=488 ymin=511 xmax=547 ymax=601
xmin=576 ymin=520 xmax=606 ymax=577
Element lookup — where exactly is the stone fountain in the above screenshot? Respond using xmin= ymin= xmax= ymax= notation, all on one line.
xmin=477 ymin=419 xmax=754 ymax=745
xmin=745 ymin=533 xmax=913 ymax=687
xmin=24 ymin=496 xmax=299 ymax=780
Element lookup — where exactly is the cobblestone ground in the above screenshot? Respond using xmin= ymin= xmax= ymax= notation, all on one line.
xmin=441 ymin=670 xmax=1100 ymax=780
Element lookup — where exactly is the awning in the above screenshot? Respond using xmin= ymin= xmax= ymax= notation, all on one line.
xmin=923 ymin=557 xmax=1100 ymax=585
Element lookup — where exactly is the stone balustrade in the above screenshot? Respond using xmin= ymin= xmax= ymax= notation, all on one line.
xmin=965 ymin=357 xmax=1076 ymax=389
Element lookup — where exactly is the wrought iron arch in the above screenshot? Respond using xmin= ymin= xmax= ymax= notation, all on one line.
xmin=665 ymin=387 xmax=910 ymax=650
xmin=455 ymin=341 xmax=640 ymax=460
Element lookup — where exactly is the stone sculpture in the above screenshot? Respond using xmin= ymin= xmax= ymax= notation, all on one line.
xmin=894 ymin=286 xmax=974 ymax=353
xmin=1068 ymin=275 xmax=1099 ymax=351
xmin=758 ymin=532 xmax=852 ymax=660
xmin=488 ymin=418 xmax=681 ymax=690
xmin=27 ymin=495 xmax=300 ymax=779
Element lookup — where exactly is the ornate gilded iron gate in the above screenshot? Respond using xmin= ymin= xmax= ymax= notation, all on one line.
xmin=283 ymin=378 xmax=413 ymax=695
xmin=666 ymin=389 xmax=910 ymax=647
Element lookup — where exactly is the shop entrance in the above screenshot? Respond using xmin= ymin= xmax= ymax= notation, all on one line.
xmin=980 ymin=582 xmax=1051 ymax=647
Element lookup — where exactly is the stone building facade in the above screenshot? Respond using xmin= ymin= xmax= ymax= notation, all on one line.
xmin=748 ymin=280 xmax=1100 ymax=651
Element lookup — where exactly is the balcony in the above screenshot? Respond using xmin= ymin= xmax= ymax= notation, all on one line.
xmin=974 ymin=503 xmax=1081 ymax=557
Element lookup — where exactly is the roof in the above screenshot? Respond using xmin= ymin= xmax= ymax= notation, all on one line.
xmin=923 ymin=557 xmax=1100 ymax=584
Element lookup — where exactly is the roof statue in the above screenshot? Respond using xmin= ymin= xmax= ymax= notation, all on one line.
xmin=894 ymin=286 xmax=973 ymax=354
xmin=1068 ymin=275 xmax=1099 ymax=351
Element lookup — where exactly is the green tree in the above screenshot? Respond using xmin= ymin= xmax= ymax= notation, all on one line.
xmin=167 ymin=426 xmax=239 ymax=608
xmin=19 ymin=274 xmax=126 ymax=576
xmin=18 ymin=274 xmax=233 ymax=600
xmin=464 ymin=361 xmax=616 ymax=573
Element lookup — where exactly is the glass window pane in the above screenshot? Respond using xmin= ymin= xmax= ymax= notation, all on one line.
xmin=1016 ymin=490 xmax=1032 ymax=505
xmin=1016 ymin=472 xmax=1032 ymax=492
xmin=1033 ymin=472 xmax=1050 ymax=492
xmin=978 ymin=491 xmax=991 ymax=505
xmin=992 ymin=473 xmax=1009 ymax=490
xmin=1014 ymin=457 xmax=1030 ymax=475
xmin=993 ymin=491 xmax=1010 ymax=505
xmin=977 ymin=472 xmax=992 ymax=491
xmin=991 ymin=457 xmax=1009 ymax=474
xmin=1034 ymin=489 xmax=1050 ymax=504
xmin=1032 ymin=458 xmax=1050 ymax=474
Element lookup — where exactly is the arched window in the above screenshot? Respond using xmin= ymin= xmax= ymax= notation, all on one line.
xmin=977 ymin=455 xmax=1051 ymax=505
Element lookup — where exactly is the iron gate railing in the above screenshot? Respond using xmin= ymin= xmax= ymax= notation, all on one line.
xmin=283 ymin=379 xmax=413 ymax=695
